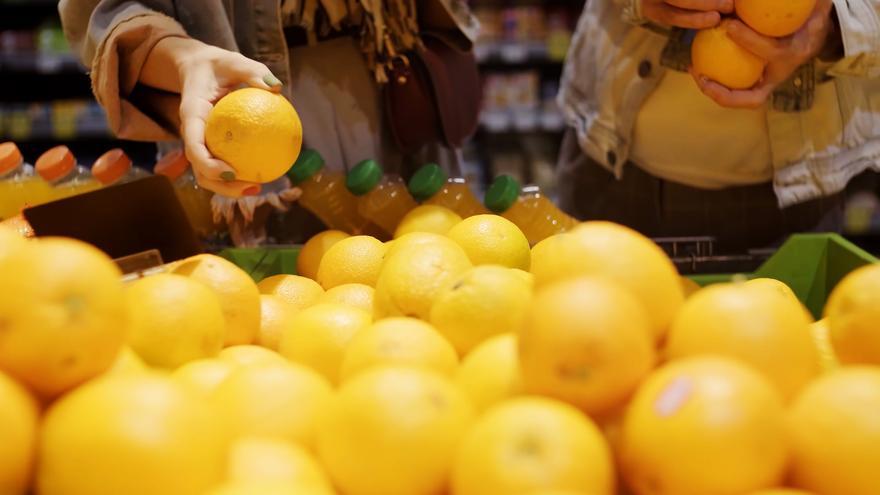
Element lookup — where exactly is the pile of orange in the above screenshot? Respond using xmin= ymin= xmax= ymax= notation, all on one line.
xmin=1 ymin=211 xmax=879 ymax=495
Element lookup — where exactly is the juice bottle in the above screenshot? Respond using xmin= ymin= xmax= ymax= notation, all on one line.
xmin=92 ymin=148 xmax=151 ymax=186
xmin=0 ymin=142 xmax=44 ymax=220
xmin=154 ymin=150 xmax=219 ymax=237
xmin=408 ymin=163 xmax=488 ymax=218
xmin=35 ymin=145 xmax=101 ymax=202
xmin=287 ymin=149 xmax=369 ymax=234
xmin=484 ymin=174 xmax=578 ymax=245
xmin=345 ymin=159 xmax=417 ymax=236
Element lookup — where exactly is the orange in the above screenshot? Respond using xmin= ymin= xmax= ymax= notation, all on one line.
xmin=394 ymin=204 xmax=462 ymax=238
xmin=319 ymin=283 xmax=375 ymax=314
xmin=226 ymin=436 xmax=333 ymax=489
xmin=455 ymin=333 xmax=523 ymax=413
xmin=519 ymin=277 xmax=656 ymax=416
xmin=0 ymin=370 xmax=38 ymax=494
xmin=446 ymin=214 xmax=531 ymax=270
xmin=173 ymin=358 xmax=237 ymax=398
xmin=219 ymin=344 xmax=288 ymax=368
xmin=317 ymin=367 xmax=473 ymax=495
xmin=257 ymin=294 xmax=298 ymax=351
xmin=277 ymin=303 xmax=371 ymax=384
xmin=257 ymin=274 xmax=324 ymax=311
xmin=297 ymin=230 xmax=349 ymax=280
xmin=125 ymin=274 xmax=226 ymax=369
xmin=531 ymin=222 xmax=684 ymax=342
xmin=38 ymin=373 xmax=228 ymax=495
xmin=620 ymin=357 xmax=787 ymax=495
xmin=374 ymin=237 xmax=472 ymax=320
xmin=692 ymin=23 xmax=766 ymax=90
xmin=680 ymin=277 xmax=702 ymax=298
xmin=666 ymin=281 xmax=818 ymax=401
xmin=208 ymin=481 xmax=332 ymax=495
xmin=430 ymin=265 xmax=533 ymax=355
xmin=384 ymin=231 xmax=450 ymax=260
xmin=316 ymin=235 xmax=386 ymax=289
xmin=107 ymin=346 xmax=148 ymax=375
xmin=824 ymin=263 xmax=880 ymax=365
xmin=205 ymin=87 xmax=302 ymax=184
xmin=171 ymin=254 xmax=261 ymax=346
xmin=211 ymin=362 xmax=332 ymax=449
xmin=746 ymin=490 xmax=816 ymax=495
xmin=788 ymin=367 xmax=880 ymax=495
xmin=810 ymin=318 xmax=839 ymax=372
xmin=736 ymin=0 xmax=817 ymax=37
xmin=340 ymin=317 xmax=458 ymax=382
xmin=452 ymin=397 xmax=615 ymax=495
xmin=0 ymin=237 xmax=128 ymax=398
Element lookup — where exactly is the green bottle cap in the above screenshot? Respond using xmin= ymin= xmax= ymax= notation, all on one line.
xmin=408 ymin=163 xmax=448 ymax=201
xmin=286 ymin=149 xmax=324 ymax=185
xmin=346 ymin=159 xmax=384 ymax=196
xmin=484 ymin=175 xmax=521 ymax=213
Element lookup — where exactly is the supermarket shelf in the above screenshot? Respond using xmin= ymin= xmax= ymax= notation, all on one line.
xmin=0 ymin=52 xmax=84 ymax=74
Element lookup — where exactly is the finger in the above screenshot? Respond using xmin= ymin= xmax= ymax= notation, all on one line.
xmin=194 ymin=169 xmax=261 ymax=198
xmin=665 ymin=0 xmax=733 ymax=14
xmin=652 ymin=5 xmax=722 ymax=29
xmin=692 ymin=69 xmax=773 ymax=108
xmin=724 ymin=19 xmax=783 ymax=59
xmin=179 ymin=91 xmax=241 ymax=182
xmin=229 ymin=55 xmax=283 ymax=93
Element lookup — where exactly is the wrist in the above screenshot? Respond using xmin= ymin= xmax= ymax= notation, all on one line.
xmin=141 ymin=36 xmax=205 ymax=91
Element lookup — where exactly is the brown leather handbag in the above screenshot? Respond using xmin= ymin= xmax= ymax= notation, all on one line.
xmin=383 ymin=31 xmax=482 ymax=154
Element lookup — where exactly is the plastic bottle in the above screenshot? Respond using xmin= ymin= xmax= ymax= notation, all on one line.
xmin=346 ymin=159 xmax=417 ymax=236
xmin=0 ymin=142 xmax=50 ymax=220
xmin=484 ymin=174 xmax=578 ymax=245
xmin=154 ymin=150 xmax=218 ymax=237
xmin=92 ymin=148 xmax=151 ymax=186
xmin=408 ymin=163 xmax=488 ymax=218
xmin=34 ymin=145 xmax=101 ymax=202
xmin=287 ymin=149 xmax=369 ymax=234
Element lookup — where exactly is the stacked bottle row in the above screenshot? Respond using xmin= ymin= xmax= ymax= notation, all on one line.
xmin=287 ymin=149 xmax=579 ymax=244
xmin=0 ymin=142 xmax=219 ymax=239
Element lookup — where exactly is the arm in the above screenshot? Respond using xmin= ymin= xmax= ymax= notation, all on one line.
xmin=59 ymin=0 xmax=281 ymax=197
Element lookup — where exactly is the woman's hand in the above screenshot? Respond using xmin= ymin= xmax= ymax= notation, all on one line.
xmin=642 ymin=0 xmax=734 ymax=29
xmin=141 ymin=37 xmax=283 ymax=197
xmin=691 ymin=0 xmax=834 ymax=108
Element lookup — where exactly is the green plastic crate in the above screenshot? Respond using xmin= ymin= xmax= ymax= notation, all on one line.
xmin=690 ymin=234 xmax=877 ymax=319
xmin=218 ymin=246 xmax=301 ymax=282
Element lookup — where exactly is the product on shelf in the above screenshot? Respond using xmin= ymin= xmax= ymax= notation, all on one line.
xmin=484 ymin=174 xmax=578 ymax=245
xmin=154 ymin=149 xmax=219 ymax=238
xmin=0 ymin=142 xmax=48 ymax=220
xmin=92 ymin=148 xmax=150 ymax=186
xmin=34 ymin=145 xmax=100 ymax=203
xmin=408 ymin=163 xmax=487 ymax=218
xmin=345 ymin=159 xmax=417 ymax=237
xmin=287 ymin=149 xmax=369 ymax=234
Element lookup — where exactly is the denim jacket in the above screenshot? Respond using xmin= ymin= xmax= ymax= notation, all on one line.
xmin=559 ymin=0 xmax=880 ymax=207
xmin=58 ymin=0 xmax=477 ymax=142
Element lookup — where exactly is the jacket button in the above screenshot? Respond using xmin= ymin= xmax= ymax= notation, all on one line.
xmin=638 ymin=60 xmax=652 ymax=78
xmin=606 ymin=151 xmax=618 ymax=166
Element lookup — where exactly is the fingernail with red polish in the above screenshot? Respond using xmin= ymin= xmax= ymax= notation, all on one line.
xmin=243 ymin=186 xmax=260 ymax=196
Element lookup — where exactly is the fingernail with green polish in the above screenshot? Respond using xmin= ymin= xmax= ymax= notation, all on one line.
xmin=263 ymin=74 xmax=282 ymax=87
xmin=220 ymin=171 xmax=236 ymax=182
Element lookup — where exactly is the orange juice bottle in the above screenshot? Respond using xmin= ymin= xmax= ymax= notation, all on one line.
xmin=287 ymin=149 xmax=369 ymax=234
xmin=154 ymin=150 xmax=219 ymax=237
xmin=35 ymin=145 xmax=101 ymax=202
xmin=408 ymin=163 xmax=488 ymax=218
xmin=346 ymin=159 xmax=417 ymax=236
xmin=92 ymin=148 xmax=150 ymax=186
xmin=0 ymin=142 xmax=42 ymax=219
xmin=484 ymin=175 xmax=578 ymax=245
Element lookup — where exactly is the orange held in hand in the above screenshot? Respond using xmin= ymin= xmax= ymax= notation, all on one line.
xmin=205 ymin=88 xmax=303 ymax=184
xmin=736 ymin=0 xmax=818 ymax=37
xmin=692 ymin=23 xmax=766 ymax=90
